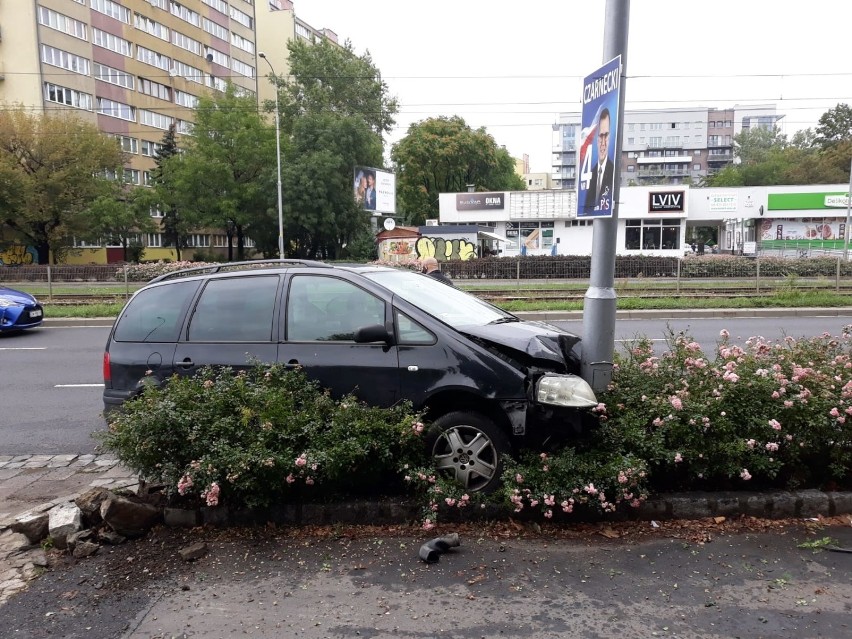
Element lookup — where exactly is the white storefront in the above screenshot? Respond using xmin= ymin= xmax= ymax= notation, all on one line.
xmin=437 ymin=184 xmax=851 ymax=257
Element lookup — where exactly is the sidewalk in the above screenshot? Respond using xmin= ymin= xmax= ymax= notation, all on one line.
xmin=0 ymin=454 xmax=138 ymax=604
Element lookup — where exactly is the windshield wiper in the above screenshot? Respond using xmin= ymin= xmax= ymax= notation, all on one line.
xmin=488 ymin=317 xmax=520 ymax=324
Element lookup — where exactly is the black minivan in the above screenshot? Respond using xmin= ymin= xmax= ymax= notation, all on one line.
xmin=103 ymin=260 xmax=598 ymax=492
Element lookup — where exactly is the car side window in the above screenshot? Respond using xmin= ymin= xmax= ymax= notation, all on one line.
xmin=113 ymin=281 xmax=198 ymax=343
xmin=395 ymin=311 xmax=436 ymax=345
xmin=287 ymin=275 xmax=385 ymax=341
xmin=188 ymin=276 xmax=278 ymax=342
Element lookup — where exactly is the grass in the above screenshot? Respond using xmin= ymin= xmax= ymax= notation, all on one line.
xmin=37 ymin=290 xmax=852 ymax=319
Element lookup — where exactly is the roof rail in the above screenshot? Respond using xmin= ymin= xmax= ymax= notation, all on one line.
xmin=147 ymin=259 xmax=332 ymax=284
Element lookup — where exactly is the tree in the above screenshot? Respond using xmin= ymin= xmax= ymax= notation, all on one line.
xmin=82 ymin=182 xmax=156 ymax=262
xmin=733 ymin=126 xmax=788 ymax=165
xmin=148 ymin=125 xmax=189 ymax=260
xmin=267 ymin=37 xmax=394 ymax=257
xmin=391 ymin=116 xmax=526 ymax=225
xmin=815 ymin=103 xmax=852 ymax=148
xmin=167 ymin=85 xmax=277 ymax=261
xmin=0 ymin=108 xmax=124 ymax=264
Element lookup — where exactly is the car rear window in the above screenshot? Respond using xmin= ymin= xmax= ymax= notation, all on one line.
xmin=113 ymin=281 xmax=199 ymax=343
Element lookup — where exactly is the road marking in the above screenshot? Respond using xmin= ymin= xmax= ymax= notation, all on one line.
xmin=0 ymin=347 xmax=47 ymax=350
xmin=54 ymin=383 xmax=105 ymax=388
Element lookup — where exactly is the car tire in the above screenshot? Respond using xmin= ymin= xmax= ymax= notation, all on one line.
xmin=425 ymin=411 xmax=511 ymax=494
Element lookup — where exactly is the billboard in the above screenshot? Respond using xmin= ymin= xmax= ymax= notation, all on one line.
xmin=354 ymin=166 xmax=396 ymax=215
xmin=577 ymin=55 xmax=622 ymax=218
xmin=455 ymin=192 xmax=505 ymax=211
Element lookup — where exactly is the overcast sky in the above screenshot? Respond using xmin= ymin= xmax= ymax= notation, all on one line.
xmin=293 ymin=0 xmax=852 ymax=173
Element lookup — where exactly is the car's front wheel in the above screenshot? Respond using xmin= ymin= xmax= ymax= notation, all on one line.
xmin=425 ymin=411 xmax=511 ymax=493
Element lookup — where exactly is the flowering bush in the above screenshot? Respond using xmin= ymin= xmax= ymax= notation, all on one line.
xmin=97 ymin=365 xmax=429 ymax=509
xmin=596 ymin=327 xmax=852 ymax=491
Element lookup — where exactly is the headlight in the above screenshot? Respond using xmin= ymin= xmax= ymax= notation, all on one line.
xmin=536 ymin=374 xmax=598 ymax=408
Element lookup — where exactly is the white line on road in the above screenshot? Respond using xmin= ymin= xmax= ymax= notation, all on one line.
xmin=0 ymin=347 xmax=47 ymax=350
xmin=54 ymin=384 xmax=105 ymax=388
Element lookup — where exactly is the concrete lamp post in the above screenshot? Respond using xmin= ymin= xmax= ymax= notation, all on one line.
xmin=259 ymin=52 xmax=284 ymax=259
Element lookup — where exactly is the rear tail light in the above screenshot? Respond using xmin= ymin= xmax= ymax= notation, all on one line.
xmin=103 ymin=352 xmax=112 ymax=387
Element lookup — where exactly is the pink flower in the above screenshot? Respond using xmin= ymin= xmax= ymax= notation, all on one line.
xmin=305 ymin=477 xmax=315 ymax=486
xmin=740 ymin=469 xmax=752 ymax=481
xmin=746 ymin=439 xmax=756 ymax=449
xmin=445 ymin=497 xmax=456 ymax=507
xmin=768 ymin=419 xmax=782 ymax=431
xmin=286 ymin=473 xmax=296 ymax=484
xmin=784 ymin=400 xmax=794 ymax=408
xmin=720 ymin=329 xmax=730 ymax=339
xmin=674 ymin=453 xmax=683 ymax=463
xmin=670 ymin=396 xmax=683 ymax=410
xmin=177 ymin=473 xmax=193 ymax=496
xmin=544 ymin=494 xmax=556 ymax=506
xmin=515 ymin=473 xmax=524 ymax=484
xmin=765 ymin=442 xmax=779 ymax=452
xmin=830 ymin=407 xmax=841 ymax=418
xmin=203 ymin=482 xmax=220 ymax=507
xmin=544 ymin=509 xmax=553 ymax=519
xmin=412 ymin=421 xmax=424 ymax=434
xmin=295 ymin=454 xmax=307 ymax=468
xmin=203 ymin=379 xmax=214 ymax=389
xmin=422 ymin=518 xmax=435 ymax=531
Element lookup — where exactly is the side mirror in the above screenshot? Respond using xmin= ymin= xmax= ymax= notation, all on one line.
xmin=354 ymin=323 xmax=392 ymax=344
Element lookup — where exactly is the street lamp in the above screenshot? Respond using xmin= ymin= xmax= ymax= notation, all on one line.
xmin=259 ymin=52 xmax=284 ymax=259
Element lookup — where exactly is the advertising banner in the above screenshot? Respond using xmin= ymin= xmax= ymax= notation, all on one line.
xmin=354 ymin=166 xmax=396 ymax=214
xmin=455 ymin=192 xmax=505 ymax=211
xmin=577 ymin=55 xmax=622 ymax=218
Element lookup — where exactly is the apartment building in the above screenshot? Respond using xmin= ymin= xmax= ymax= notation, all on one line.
xmin=551 ymin=105 xmax=783 ymax=190
xmin=0 ymin=0 xmax=338 ymax=262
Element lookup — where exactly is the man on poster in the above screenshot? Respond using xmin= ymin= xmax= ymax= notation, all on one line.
xmin=583 ymin=108 xmax=614 ymax=214
xmin=578 ymin=56 xmax=621 ymax=217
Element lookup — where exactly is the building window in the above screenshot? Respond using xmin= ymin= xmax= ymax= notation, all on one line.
xmin=123 ymin=169 xmax=141 ymax=185
xmin=174 ymin=90 xmax=198 ymax=108
xmin=627 ymin=137 xmax=634 ymax=145
xmin=138 ymin=109 xmax=174 ymax=130
xmin=231 ymin=32 xmax=255 ymax=54
xmin=137 ymin=46 xmax=171 ymax=71
xmin=41 ymin=45 xmax=90 ymax=76
xmin=627 ymin=165 xmax=635 ymax=172
xmin=213 ymin=234 xmax=228 ymax=247
xmin=143 ymin=171 xmax=154 ymax=186
xmin=138 ymin=77 xmax=172 ymax=100
xmin=185 ymin=234 xmax=210 ymax=248
xmin=173 ymin=60 xmax=204 ymax=84
xmin=202 ymin=17 xmax=229 ymax=40
xmin=693 ymin=164 xmax=701 ymax=171
xmin=201 ymin=0 xmax=229 ymax=14
xmin=141 ymin=140 xmax=164 ymax=157
xmin=170 ymin=2 xmax=200 ymax=27
xmin=97 ymin=98 xmax=135 ymax=121
xmin=207 ymin=75 xmax=228 ymax=92
xmin=94 ymin=63 xmax=134 ymax=89
xmin=90 ymin=0 xmax=131 ymax=24
xmin=134 ymin=13 xmax=170 ymax=40
xmin=92 ymin=28 xmax=133 ymax=56
xmin=150 ymin=207 xmax=164 ymax=218
xmin=229 ymin=6 xmax=253 ymax=28
xmin=295 ymin=23 xmax=311 ymax=39
xmin=204 ymin=46 xmax=230 ymax=67
xmin=172 ymin=30 xmax=202 ymax=55
xmin=147 ymin=233 xmax=163 ymax=247
xmin=625 ymin=219 xmax=681 ymax=251
xmin=44 ymin=83 xmax=92 ymax=110
xmin=232 ymin=59 xmax=255 ymax=78
xmin=38 ymin=7 xmax=87 ymax=40
xmin=110 ymin=135 xmax=138 ymax=154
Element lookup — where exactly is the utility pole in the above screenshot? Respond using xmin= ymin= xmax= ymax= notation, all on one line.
xmin=581 ymin=0 xmax=630 ymax=392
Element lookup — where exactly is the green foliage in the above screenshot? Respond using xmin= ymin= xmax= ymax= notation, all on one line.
xmin=391 ymin=116 xmax=526 ymax=225
xmin=599 ymin=328 xmax=852 ymax=491
xmin=97 ymin=365 xmax=429 ymax=509
xmin=0 ymin=108 xmax=125 ymax=264
xmin=815 ymin=103 xmax=852 ymax=148
xmin=81 ymin=185 xmax=155 ymax=262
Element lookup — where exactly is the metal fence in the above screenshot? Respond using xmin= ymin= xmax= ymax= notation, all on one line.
xmin=3 ymin=256 xmax=852 ymax=299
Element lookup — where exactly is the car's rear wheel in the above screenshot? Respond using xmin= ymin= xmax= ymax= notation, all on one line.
xmin=425 ymin=411 xmax=511 ymax=493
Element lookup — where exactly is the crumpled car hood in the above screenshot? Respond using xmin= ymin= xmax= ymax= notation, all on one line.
xmin=0 ymin=287 xmax=36 ymax=306
xmin=458 ymin=320 xmax=581 ymax=371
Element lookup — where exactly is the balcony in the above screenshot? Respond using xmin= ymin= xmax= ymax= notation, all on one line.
xmin=637 ymin=168 xmax=690 ymax=178
xmin=707 ymin=153 xmax=733 ymax=163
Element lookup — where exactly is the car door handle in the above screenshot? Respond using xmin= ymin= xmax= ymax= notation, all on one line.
xmin=177 ymin=357 xmax=194 ymax=370
xmin=285 ymin=359 xmax=300 ymax=369
xmin=407 ymin=365 xmax=419 ymax=372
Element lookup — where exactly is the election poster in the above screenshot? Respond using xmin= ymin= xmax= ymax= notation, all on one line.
xmin=577 ymin=56 xmax=622 ymax=218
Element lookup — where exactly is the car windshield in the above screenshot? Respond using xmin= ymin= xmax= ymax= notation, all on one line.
xmin=364 ymin=269 xmax=515 ymax=328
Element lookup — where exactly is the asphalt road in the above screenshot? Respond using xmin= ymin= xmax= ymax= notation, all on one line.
xmin=2 ymin=521 xmax=852 ymax=638
xmin=2 ymin=313 xmax=852 ymax=456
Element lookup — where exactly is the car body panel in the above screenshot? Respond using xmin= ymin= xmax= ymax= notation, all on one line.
xmin=0 ymin=286 xmax=44 ymax=332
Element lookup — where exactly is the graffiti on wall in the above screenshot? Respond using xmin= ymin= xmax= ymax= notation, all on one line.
xmin=0 ymin=245 xmax=36 ymax=266
xmin=416 ymin=236 xmax=476 ymax=261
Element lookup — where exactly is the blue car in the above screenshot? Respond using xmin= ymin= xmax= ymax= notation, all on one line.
xmin=0 ymin=286 xmax=44 ymax=332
